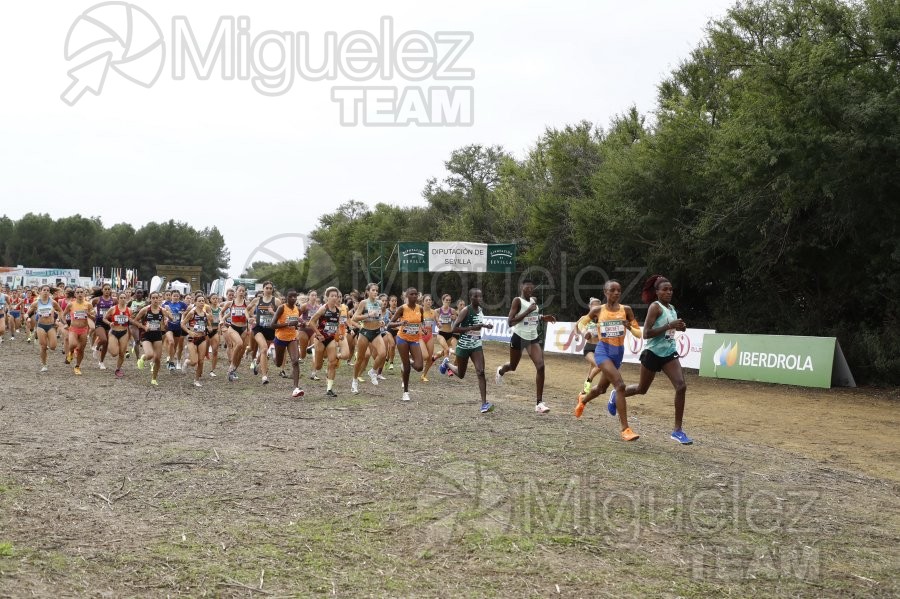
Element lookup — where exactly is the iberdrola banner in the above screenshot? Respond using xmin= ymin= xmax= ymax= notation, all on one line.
xmin=699 ymin=333 xmax=856 ymax=388
xmin=399 ymin=242 xmax=516 ymax=273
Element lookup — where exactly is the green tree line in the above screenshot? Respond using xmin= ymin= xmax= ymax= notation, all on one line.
xmin=0 ymin=215 xmax=229 ymax=287
xmin=251 ymin=0 xmax=900 ymax=383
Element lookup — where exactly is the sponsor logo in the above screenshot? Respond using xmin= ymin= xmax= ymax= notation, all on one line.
xmin=713 ymin=341 xmax=814 ymax=372
xmin=713 ymin=342 xmax=740 ymax=368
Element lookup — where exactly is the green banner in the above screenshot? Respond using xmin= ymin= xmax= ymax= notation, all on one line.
xmin=399 ymin=242 xmax=429 ymax=272
xmin=700 ymin=334 xmax=845 ymax=388
xmin=487 ymin=244 xmax=517 ymax=273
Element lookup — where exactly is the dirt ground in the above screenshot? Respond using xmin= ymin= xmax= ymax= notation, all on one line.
xmin=0 ymin=337 xmax=897 ymax=598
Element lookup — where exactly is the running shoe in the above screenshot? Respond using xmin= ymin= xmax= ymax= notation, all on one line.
xmin=279 ymin=369 xmax=287 ymax=378
xmin=267 ymin=346 xmax=275 ymax=360
xmin=401 ymin=392 xmax=411 ymax=401
xmin=8 ymin=336 xmax=13 ymax=341
xmin=150 ymin=379 xmax=158 ymax=386
xmin=325 ymin=389 xmax=338 ymax=398
xmin=388 ymin=363 xmax=394 ymax=371
xmin=310 ymin=372 xmax=321 ymax=381
xmin=27 ymin=335 xmax=33 ymax=343
xmin=583 ymin=380 xmax=591 ymax=394
xmin=535 ymin=401 xmax=550 ymax=414
xmin=251 ymin=360 xmax=258 ymax=375
xmin=351 ymin=379 xmax=359 ymax=394
xmin=574 ymin=394 xmax=586 ymax=418
xmin=40 ymin=365 xmax=49 ymax=373
xmin=227 ymin=369 xmax=237 ymax=382
xmin=495 ymin=366 xmax=504 ymax=385
xmin=65 ymin=353 xmax=72 ymax=365
xmin=480 ymin=402 xmax=494 ymax=414
xmin=621 ymin=427 xmax=639 ymax=442
xmin=262 ymin=376 xmax=269 ymax=385
xmin=136 ymin=356 xmax=145 ymax=370
xmin=167 ymin=361 xmax=175 ymax=372
xmin=421 ymin=375 xmax=429 ymax=382
xmin=439 ymin=357 xmax=450 ymax=375
xmin=175 ymin=361 xmax=182 ymax=371
xmin=208 ymin=371 xmax=216 ymax=377
xmin=377 ymin=373 xmax=386 ymax=381
xmin=74 ymin=366 xmax=82 ymax=375
xmin=124 ymin=350 xmax=131 ymax=359
xmin=193 ymin=380 xmax=202 ymax=388
xmin=607 ymin=390 xmax=617 ymax=416
xmin=291 ymin=387 xmax=304 ymax=398
xmin=368 ymin=369 xmax=379 ymax=386
xmin=115 ymin=368 xmax=124 ymax=378
xmin=671 ymin=430 xmax=693 ymax=445
xmin=99 ymin=362 xmax=106 ymax=370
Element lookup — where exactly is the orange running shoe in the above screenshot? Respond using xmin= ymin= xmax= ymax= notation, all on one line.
xmin=621 ymin=427 xmax=639 ymax=442
xmin=73 ymin=366 xmax=82 ymax=376
xmin=574 ymin=393 xmax=586 ymax=418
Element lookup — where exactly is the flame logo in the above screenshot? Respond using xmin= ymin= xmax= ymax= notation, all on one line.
xmin=713 ymin=341 xmax=739 ymax=368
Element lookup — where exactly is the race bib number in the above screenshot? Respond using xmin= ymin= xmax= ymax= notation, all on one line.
xmin=367 ymin=309 xmax=382 ymax=320
xmin=324 ymin=322 xmax=339 ymax=334
xmin=38 ymin=307 xmax=52 ymax=318
xmin=523 ymin=313 xmax=539 ymax=327
xmin=286 ymin=316 xmax=299 ymax=326
xmin=258 ymin=314 xmax=273 ymax=327
xmin=403 ymin=323 xmax=420 ymax=336
xmin=439 ymin=314 xmax=451 ymax=324
xmin=424 ymin=319 xmax=435 ymax=328
xmin=468 ymin=326 xmax=482 ymax=338
xmin=115 ymin=314 xmax=129 ymax=325
xmin=600 ymin=321 xmax=625 ymax=338
xmin=232 ymin=307 xmax=245 ymax=317
xmin=148 ymin=320 xmax=160 ymax=331
xmin=194 ymin=321 xmax=207 ymax=333
xmin=73 ymin=310 xmax=87 ymax=320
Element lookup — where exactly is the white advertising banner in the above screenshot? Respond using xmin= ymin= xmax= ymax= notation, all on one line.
xmin=428 ymin=242 xmax=488 ymax=273
xmin=543 ymin=321 xmax=715 ymax=370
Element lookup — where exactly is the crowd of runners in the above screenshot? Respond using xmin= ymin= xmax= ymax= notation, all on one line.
xmin=0 ymin=275 xmax=692 ymax=444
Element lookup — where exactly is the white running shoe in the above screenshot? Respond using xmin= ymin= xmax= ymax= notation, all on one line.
xmin=193 ymin=380 xmax=202 ymax=388
xmin=495 ymin=366 xmax=504 ymax=385
xmin=98 ymin=361 xmax=106 ymax=370
xmin=401 ymin=392 xmax=411 ymax=402
xmin=351 ymin=379 xmax=359 ymax=394
xmin=535 ymin=401 xmax=550 ymax=414
xmin=368 ymin=368 xmax=379 ymax=386
xmin=291 ymin=387 xmax=305 ymax=398
xmin=208 ymin=371 xmax=217 ymax=377
xmin=310 ymin=371 xmax=320 ymax=381
xmin=377 ymin=373 xmax=387 ymax=381
xmin=40 ymin=365 xmax=49 ymax=373
xmin=262 ymin=376 xmax=269 ymax=385
xmin=176 ymin=361 xmax=183 ymax=371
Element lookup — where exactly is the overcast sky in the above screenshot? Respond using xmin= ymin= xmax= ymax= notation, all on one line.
xmin=1 ymin=0 xmax=734 ymax=278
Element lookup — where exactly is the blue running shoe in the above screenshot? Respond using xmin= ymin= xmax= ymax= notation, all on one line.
xmin=439 ymin=357 xmax=450 ymax=375
xmin=607 ymin=390 xmax=617 ymax=416
xmin=480 ymin=402 xmax=494 ymax=414
xmin=671 ymin=430 xmax=693 ymax=445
